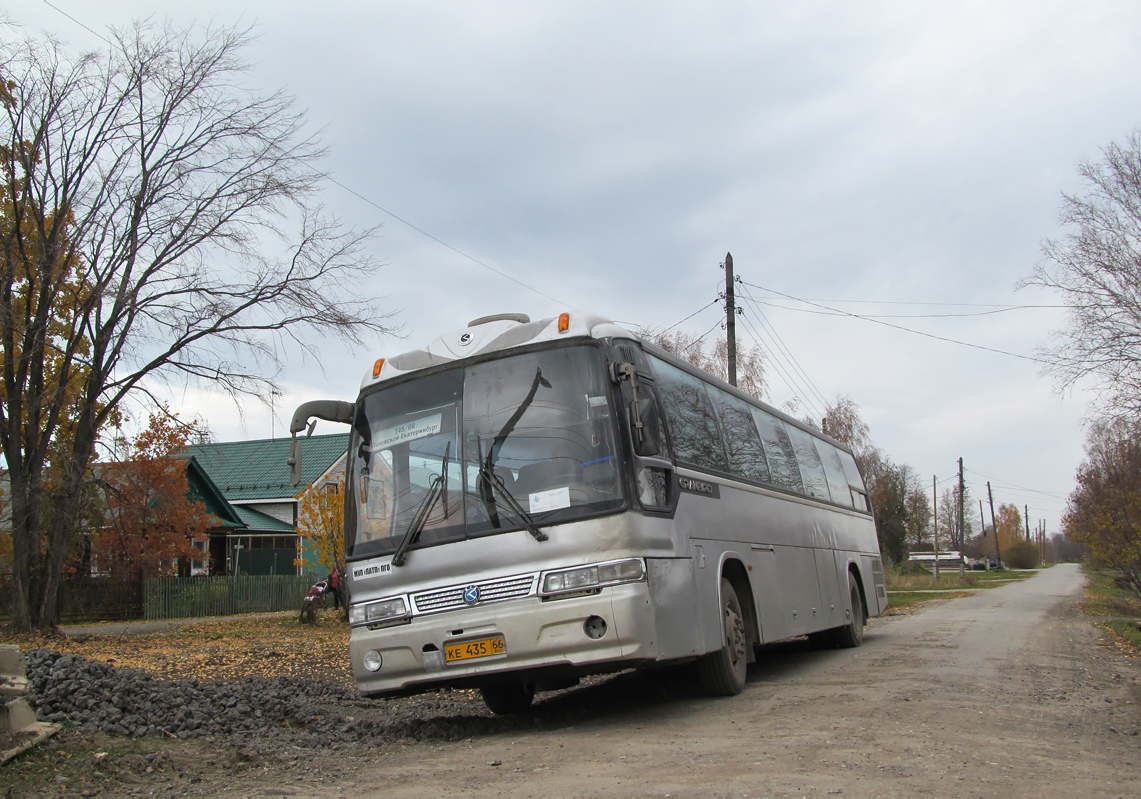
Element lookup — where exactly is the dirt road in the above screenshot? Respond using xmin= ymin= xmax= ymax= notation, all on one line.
xmin=9 ymin=564 xmax=1140 ymax=797
xmin=318 ymin=563 xmax=1138 ymax=798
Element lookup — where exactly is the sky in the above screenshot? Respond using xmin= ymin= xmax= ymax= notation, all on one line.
xmin=14 ymin=0 xmax=1140 ymax=537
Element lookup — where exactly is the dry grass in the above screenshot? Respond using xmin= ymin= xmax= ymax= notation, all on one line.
xmin=0 ymin=610 xmax=353 ymax=686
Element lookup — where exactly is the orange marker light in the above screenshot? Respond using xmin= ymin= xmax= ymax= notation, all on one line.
xmin=372 ymin=358 xmax=385 ymax=378
xmin=558 ymin=312 xmax=570 ymax=333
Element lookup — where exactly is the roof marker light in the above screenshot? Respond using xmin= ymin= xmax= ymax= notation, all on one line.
xmin=373 ymin=358 xmax=385 ymax=378
xmin=558 ymin=312 xmax=570 ymax=333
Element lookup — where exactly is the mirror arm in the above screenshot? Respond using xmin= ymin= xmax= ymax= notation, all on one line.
xmin=615 ymin=363 xmax=645 ymax=443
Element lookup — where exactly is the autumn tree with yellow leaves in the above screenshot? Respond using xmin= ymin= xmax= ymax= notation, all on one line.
xmin=296 ymin=474 xmax=346 ymax=576
xmin=1064 ymin=419 xmax=1141 ymax=596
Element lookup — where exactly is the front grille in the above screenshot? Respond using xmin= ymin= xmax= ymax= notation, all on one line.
xmin=412 ymin=573 xmax=537 ymax=615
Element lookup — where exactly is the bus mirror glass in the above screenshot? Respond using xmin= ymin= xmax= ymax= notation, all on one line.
xmin=288 ymin=435 xmax=302 ymax=486
xmin=632 ymin=397 xmax=661 ymax=457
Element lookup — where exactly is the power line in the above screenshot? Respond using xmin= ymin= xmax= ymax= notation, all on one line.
xmin=767 ymin=295 xmax=1064 ymax=309
xmin=321 ymin=174 xmax=578 ymax=310
xmin=965 ymin=469 xmax=1070 ymax=500
xmin=41 ymin=0 xmax=578 ymax=313
xmin=42 ymin=0 xmax=109 ymax=42
xmin=746 ymin=298 xmax=1060 ymax=320
xmin=657 ymin=299 xmax=722 ymax=335
xmin=737 ymin=286 xmax=830 ymax=410
xmin=740 ymin=280 xmax=1048 ymax=364
xmin=737 ymin=311 xmax=825 ymax=421
xmin=679 ymin=318 xmax=725 ymax=355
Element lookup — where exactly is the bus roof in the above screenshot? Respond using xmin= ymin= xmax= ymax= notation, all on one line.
xmin=362 ymin=313 xmax=633 ymax=389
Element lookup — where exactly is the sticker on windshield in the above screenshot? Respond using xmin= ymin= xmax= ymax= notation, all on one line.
xmin=529 ymin=486 xmax=571 ymax=513
xmin=374 ymin=414 xmax=442 ymax=450
xmin=588 ymin=395 xmax=608 ymax=407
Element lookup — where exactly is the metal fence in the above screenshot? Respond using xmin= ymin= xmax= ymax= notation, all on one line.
xmin=142 ymin=574 xmax=315 ymax=620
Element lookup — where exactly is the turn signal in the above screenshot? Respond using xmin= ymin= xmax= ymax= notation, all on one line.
xmin=373 ymin=358 xmax=385 ymax=378
xmin=558 ymin=312 xmax=570 ymax=333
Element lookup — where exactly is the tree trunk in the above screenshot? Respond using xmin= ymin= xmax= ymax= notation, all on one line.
xmin=33 ymin=405 xmax=100 ymax=630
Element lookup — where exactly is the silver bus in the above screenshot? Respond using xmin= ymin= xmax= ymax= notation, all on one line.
xmin=288 ymin=312 xmax=887 ymax=713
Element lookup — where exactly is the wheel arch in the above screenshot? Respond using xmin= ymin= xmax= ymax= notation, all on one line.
xmin=847 ymin=562 xmax=867 ymax=619
xmin=720 ymin=555 xmax=761 ymax=651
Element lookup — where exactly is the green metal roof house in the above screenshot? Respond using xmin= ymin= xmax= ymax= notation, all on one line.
xmin=185 ymin=434 xmax=349 ymax=576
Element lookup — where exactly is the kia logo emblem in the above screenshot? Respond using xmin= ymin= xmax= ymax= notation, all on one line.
xmin=459 ymin=332 xmax=473 ymax=345
xmin=463 ymin=585 xmax=480 ymax=604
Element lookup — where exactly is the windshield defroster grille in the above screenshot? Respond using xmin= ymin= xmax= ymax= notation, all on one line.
xmin=412 ymin=574 xmax=537 ymax=615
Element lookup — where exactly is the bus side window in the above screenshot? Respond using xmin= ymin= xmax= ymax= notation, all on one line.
xmin=785 ymin=425 xmax=831 ymax=501
xmin=750 ymin=409 xmax=804 ymax=494
xmin=707 ymin=385 xmax=771 ymax=484
xmin=836 ymin=448 xmax=872 ymax=514
xmin=817 ymin=440 xmax=854 ymax=508
xmin=649 ymin=357 xmax=728 ymax=473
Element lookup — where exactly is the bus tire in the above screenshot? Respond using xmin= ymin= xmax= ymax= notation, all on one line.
xmin=480 ymin=681 xmax=535 ymax=715
xmin=835 ymin=576 xmax=866 ymax=648
xmin=696 ymin=577 xmax=748 ymax=696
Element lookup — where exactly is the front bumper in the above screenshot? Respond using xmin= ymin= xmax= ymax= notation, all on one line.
xmin=350 ymin=580 xmax=658 ymax=696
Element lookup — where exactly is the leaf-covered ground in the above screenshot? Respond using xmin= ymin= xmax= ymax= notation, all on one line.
xmin=0 ymin=611 xmax=353 ymax=686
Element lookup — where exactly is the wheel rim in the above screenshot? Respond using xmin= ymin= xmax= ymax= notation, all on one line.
xmin=724 ymin=597 xmax=747 ymax=668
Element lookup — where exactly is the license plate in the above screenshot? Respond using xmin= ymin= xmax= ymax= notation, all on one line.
xmin=445 ymin=635 xmax=506 ymax=663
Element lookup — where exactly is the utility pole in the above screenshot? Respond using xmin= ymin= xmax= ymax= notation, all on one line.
xmin=1024 ymin=505 xmax=1030 ymax=542
xmin=988 ymin=481 xmax=1002 ymax=569
xmin=723 ymin=252 xmax=737 ymax=387
xmin=979 ymin=500 xmax=988 ymax=570
xmin=958 ymin=457 xmax=966 ymax=578
xmin=932 ymin=475 xmax=940 ymax=580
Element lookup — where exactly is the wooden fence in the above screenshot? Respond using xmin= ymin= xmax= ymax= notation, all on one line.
xmin=0 ymin=574 xmax=143 ymax=624
xmin=142 ymin=574 xmax=316 ymax=620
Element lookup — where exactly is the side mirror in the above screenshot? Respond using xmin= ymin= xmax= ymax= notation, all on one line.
xmin=632 ymin=397 xmax=661 ymax=457
xmin=288 ymin=399 xmax=355 ymax=486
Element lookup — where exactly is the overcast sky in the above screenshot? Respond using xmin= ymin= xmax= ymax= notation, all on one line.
xmin=16 ymin=0 xmax=1140 ymax=536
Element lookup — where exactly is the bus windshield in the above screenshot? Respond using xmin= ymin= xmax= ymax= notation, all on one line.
xmin=347 ymin=344 xmax=623 ymax=561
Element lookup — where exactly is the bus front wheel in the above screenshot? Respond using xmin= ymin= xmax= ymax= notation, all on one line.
xmin=696 ymin=577 xmax=748 ymax=696
xmin=480 ymin=681 xmax=535 ymax=715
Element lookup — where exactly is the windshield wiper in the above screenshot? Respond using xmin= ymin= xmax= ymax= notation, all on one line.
xmin=477 ymin=466 xmax=548 ymax=542
xmin=392 ymin=442 xmax=450 ymax=567
xmin=476 ymin=367 xmax=551 ymax=543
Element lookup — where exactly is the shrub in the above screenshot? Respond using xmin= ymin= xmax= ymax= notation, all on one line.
xmin=1004 ymin=540 xmax=1040 ymax=569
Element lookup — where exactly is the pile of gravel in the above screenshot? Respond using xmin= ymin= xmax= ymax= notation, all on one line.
xmin=23 ymin=649 xmax=538 ymax=753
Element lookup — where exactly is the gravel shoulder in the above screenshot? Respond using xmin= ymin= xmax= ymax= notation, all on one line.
xmin=3 ymin=563 xmax=1138 ymax=797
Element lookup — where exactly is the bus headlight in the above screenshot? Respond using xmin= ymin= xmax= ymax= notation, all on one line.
xmin=540 ymin=558 xmax=646 ymax=596
xmin=362 ymin=650 xmax=383 ymax=672
xmin=349 ymin=596 xmax=409 ymax=627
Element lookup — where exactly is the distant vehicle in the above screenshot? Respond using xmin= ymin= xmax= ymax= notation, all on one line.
xmin=907 ymin=551 xmax=968 ymax=570
xmin=288 ymin=312 xmax=888 ymax=714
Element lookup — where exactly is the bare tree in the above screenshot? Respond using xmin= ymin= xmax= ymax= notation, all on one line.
xmin=901 ymin=466 xmax=930 ymax=549
xmin=819 ymin=395 xmax=871 ymax=456
xmin=937 ymin=484 xmax=973 ymax=550
xmin=0 ymin=22 xmax=394 ymax=629
xmin=1024 ymin=130 xmax=1141 ymax=417
xmin=639 ymin=328 xmax=767 ymax=401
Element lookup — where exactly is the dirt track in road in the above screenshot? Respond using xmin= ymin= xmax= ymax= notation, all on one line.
xmin=325 ymin=563 xmax=1140 ymax=798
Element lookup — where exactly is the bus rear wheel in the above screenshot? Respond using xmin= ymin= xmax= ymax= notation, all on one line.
xmin=835 ymin=577 xmax=866 ymax=648
xmin=480 ymin=681 xmax=535 ymax=715
xmin=696 ymin=577 xmax=748 ymax=696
